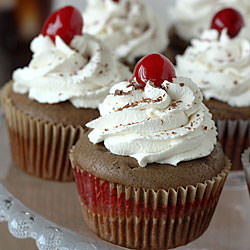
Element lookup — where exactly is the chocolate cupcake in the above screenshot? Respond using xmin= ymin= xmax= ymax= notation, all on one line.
xmin=83 ymin=0 xmax=170 ymax=69
xmin=176 ymin=8 xmax=250 ymax=170
xmin=0 ymin=6 xmax=131 ymax=181
xmin=70 ymin=54 xmax=231 ymax=249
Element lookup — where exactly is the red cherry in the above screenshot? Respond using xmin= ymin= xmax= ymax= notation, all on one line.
xmin=133 ymin=54 xmax=176 ymax=87
xmin=112 ymin=0 xmax=120 ymax=2
xmin=42 ymin=6 xmax=83 ymax=45
xmin=210 ymin=8 xmax=244 ymax=38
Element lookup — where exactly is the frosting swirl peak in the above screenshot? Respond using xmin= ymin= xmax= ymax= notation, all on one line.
xmin=87 ymin=77 xmax=217 ymax=167
xmin=13 ymin=34 xmax=131 ymax=109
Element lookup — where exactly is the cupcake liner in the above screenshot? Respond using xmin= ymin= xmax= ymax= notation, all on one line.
xmin=72 ymin=159 xmax=230 ymax=250
xmin=216 ymin=118 xmax=250 ymax=171
xmin=1 ymin=91 xmax=85 ymax=182
xmin=241 ymin=148 xmax=250 ymax=192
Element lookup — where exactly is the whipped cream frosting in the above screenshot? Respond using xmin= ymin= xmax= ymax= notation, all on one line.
xmin=87 ymin=77 xmax=217 ymax=167
xmin=176 ymin=29 xmax=250 ymax=107
xmin=83 ymin=0 xmax=168 ymax=63
xmin=13 ymin=34 xmax=131 ymax=109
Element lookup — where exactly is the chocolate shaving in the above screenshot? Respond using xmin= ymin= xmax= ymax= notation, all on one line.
xmin=114 ymin=90 xmax=123 ymax=96
xmin=114 ymin=89 xmax=132 ymax=96
xmin=116 ymin=96 xmax=163 ymax=111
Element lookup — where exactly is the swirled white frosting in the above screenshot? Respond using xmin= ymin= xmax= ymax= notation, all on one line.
xmin=83 ymin=0 xmax=168 ymax=63
xmin=13 ymin=34 xmax=131 ymax=109
xmin=87 ymin=77 xmax=217 ymax=167
xmin=176 ymin=29 xmax=250 ymax=107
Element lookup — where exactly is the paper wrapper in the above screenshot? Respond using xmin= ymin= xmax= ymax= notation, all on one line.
xmin=241 ymin=148 xmax=250 ymax=194
xmin=72 ymin=159 xmax=230 ymax=250
xmin=216 ymin=118 xmax=250 ymax=171
xmin=1 ymin=91 xmax=85 ymax=182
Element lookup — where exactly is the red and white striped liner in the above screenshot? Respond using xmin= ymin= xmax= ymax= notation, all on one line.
xmin=73 ymin=159 xmax=230 ymax=250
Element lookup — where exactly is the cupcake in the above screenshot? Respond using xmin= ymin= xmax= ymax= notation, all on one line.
xmin=0 ymin=6 xmax=131 ymax=181
xmin=83 ymin=0 xmax=169 ymax=69
xmin=176 ymin=8 xmax=250 ymax=171
xmin=70 ymin=54 xmax=231 ymax=249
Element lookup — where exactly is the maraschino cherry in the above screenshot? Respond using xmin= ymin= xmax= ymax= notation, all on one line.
xmin=133 ymin=54 xmax=176 ymax=87
xmin=210 ymin=8 xmax=244 ymax=38
xmin=42 ymin=6 xmax=83 ymax=45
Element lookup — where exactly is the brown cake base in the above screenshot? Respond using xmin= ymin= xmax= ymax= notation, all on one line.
xmin=1 ymin=82 xmax=99 ymax=181
xmin=205 ymin=99 xmax=250 ymax=171
xmin=70 ymin=134 xmax=230 ymax=249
